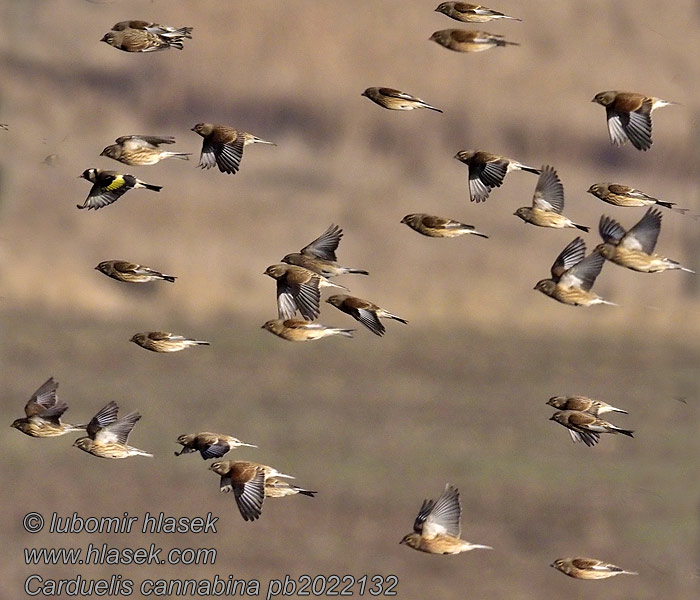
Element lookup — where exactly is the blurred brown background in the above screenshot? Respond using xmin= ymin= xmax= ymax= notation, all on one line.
xmin=1 ymin=1 xmax=699 ymax=598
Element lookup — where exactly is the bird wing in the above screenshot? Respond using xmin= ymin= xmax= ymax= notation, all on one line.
xmin=300 ymin=224 xmax=342 ymax=261
xmin=550 ymin=237 xmax=586 ymax=280
xmin=621 ymin=209 xmax=661 ymax=253
xmin=609 ymin=106 xmax=652 ymax=151
xmin=421 ymin=484 xmax=462 ymax=539
xmin=86 ymin=401 xmax=120 ymax=438
xmin=277 ymin=278 xmax=321 ymax=321
xmin=116 ymin=135 xmax=176 ymax=146
xmin=25 ymin=377 xmax=59 ymax=417
xmin=81 ymin=173 xmax=131 ymax=210
xmin=605 ymin=110 xmax=629 ymax=147
xmin=559 ymin=250 xmax=605 ymax=291
xmin=532 ymin=166 xmax=564 ymax=213
xmin=598 ymin=215 xmax=626 ymax=244
xmin=94 ymin=411 xmax=140 ymax=445
xmin=200 ymin=442 xmax=231 ymax=460
xmin=233 ymin=469 xmax=266 ymax=521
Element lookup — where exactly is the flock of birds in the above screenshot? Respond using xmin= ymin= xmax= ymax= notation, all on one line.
xmin=8 ymin=2 xmax=697 ymax=586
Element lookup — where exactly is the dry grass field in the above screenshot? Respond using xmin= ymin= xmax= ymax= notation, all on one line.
xmin=1 ymin=1 xmax=699 ymax=599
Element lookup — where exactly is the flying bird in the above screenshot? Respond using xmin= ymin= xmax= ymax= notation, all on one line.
xmin=551 ymin=557 xmax=638 ymax=579
xmin=264 ymin=478 xmax=317 ymax=498
xmin=534 ymin=237 xmax=615 ymax=307
xmin=100 ymin=135 xmax=190 ymax=166
xmin=11 ymin=377 xmax=85 ymax=438
xmin=130 ymin=332 xmax=210 ymax=352
xmin=546 ymin=396 xmax=628 ymax=417
xmin=261 ymin=318 xmax=354 ymax=342
xmin=454 ymin=151 xmax=540 ymax=203
xmin=549 ymin=410 xmax=633 ymax=447
xmin=430 ymin=29 xmax=519 ymax=52
xmin=326 ymin=295 xmax=408 ymax=337
xmin=73 ymin=401 xmax=152 ymax=459
xmin=191 ymin=123 xmax=275 ymax=175
xmin=592 ymin=91 xmax=676 ymax=151
xmin=514 ymin=166 xmax=589 ymax=231
xmin=434 ymin=3 xmax=521 ymax=22
xmin=281 ymin=224 xmax=368 ymax=277
xmin=101 ymin=28 xmax=184 ymax=52
xmin=587 ymin=182 xmax=685 ymax=212
xmin=110 ymin=20 xmax=193 ymax=39
xmin=596 ymin=209 xmax=695 ymax=273
xmin=95 ymin=260 xmax=176 ymax=283
xmin=175 ymin=432 xmax=257 ymax=459
xmin=361 ymin=87 xmax=442 ymax=112
xmin=400 ymin=484 xmax=492 ymax=554
xmin=400 ymin=214 xmax=488 ymax=238
xmin=78 ymin=168 xmax=161 ymax=210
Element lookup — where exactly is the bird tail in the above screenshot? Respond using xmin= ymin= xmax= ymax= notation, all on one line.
xmin=165 ymin=152 xmax=191 ymax=161
xmin=517 ymin=164 xmax=541 ymax=175
xmin=385 ymin=312 xmax=408 ymax=325
xmin=620 ymin=570 xmax=638 ymax=575
xmin=168 ymin=41 xmax=184 ymax=50
xmin=471 ymin=230 xmax=489 ymax=239
xmin=161 ymin=274 xmax=177 ymax=283
xmin=133 ymin=448 xmax=154 ymax=457
xmin=347 ymin=268 xmax=370 ymax=275
xmin=423 ymin=104 xmax=443 ymax=113
xmin=188 ymin=340 xmax=210 ymax=346
xmin=250 ymin=136 xmax=276 ymax=146
xmin=332 ymin=328 xmax=355 ymax=338
xmin=499 ymin=40 xmax=520 ymax=47
xmin=574 ymin=223 xmax=590 ymax=233
xmin=167 ymin=27 xmax=193 ymax=39
xmin=144 ymin=183 xmax=163 ymax=192
xmin=70 ymin=423 xmax=88 ymax=431
xmin=296 ymin=488 xmax=317 ymax=497
xmin=609 ymin=406 xmax=629 ymax=415
xmin=469 ymin=544 xmax=493 ymax=550
xmin=613 ymin=427 xmax=634 ymax=438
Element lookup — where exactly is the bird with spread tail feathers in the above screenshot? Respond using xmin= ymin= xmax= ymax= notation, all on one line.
xmin=400 ymin=484 xmax=492 ymax=554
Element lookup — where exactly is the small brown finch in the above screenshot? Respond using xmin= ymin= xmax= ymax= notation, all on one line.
xmin=281 ymin=224 xmax=369 ymax=277
xmin=209 ymin=460 xmax=296 ymax=521
xmin=191 ymin=123 xmax=275 ymax=174
xmin=95 ymin=260 xmax=176 ymax=283
xmin=587 ymin=182 xmax=684 ymax=212
xmin=551 ymin=557 xmax=638 ymax=579
xmin=592 ymin=91 xmax=676 ymax=151
xmin=265 ymin=477 xmax=317 ymax=498
xmin=326 ymin=294 xmax=408 ymax=337
xmin=454 ymin=151 xmax=540 ymax=203
xmin=11 ymin=377 xmax=85 ymax=438
xmin=549 ymin=410 xmax=633 ymax=447
xmin=596 ymin=209 xmax=695 ymax=274
xmin=514 ymin=166 xmax=589 ymax=232
xmin=73 ymin=401 xmax=152 ymax=459
xmin=100 ymin=135 xmax=190 ymax=166
xmin=534 ymin=237 xmax=615 ymax=307
xmin=130 ymin=332 xmax=210 ymax=352
xmin=547 ymin=396 xmax=628 ymax=417
xmin=111 ymin=21 xmax=193 ymax=40
xmin=78 ymin=168 xmax=162 ymax=210
xmin=400 ymin=484 xmax=492 ymax=554
xmin=435 ymin=3 xmax=521 ymax=22
xmin=175 ymin=432 xmax=257 ymax=459
xmin=101 ymin=29 xmax=184 ymax=52
xmin=264 ymin=263 xmax=349 ymax=321
xmin=430 ymin=29 xmax=519 ymax=52
xmin=361 ymin=87 xmax=442 ymax=112
xmin=400 ymin=213 xmax=488 ymax=238
xmin=262 ymin=318 xmax=354 ymax=342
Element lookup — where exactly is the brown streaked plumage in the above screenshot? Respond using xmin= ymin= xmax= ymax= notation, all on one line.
xmin=111 ymin=21 xmax=193 ymax=39
xmin=400 ymin=484 xmax=492 ymax=554
xmin=73 ymin=401 xmax=152 ymax=459
xmin=435 ymin=2 xmax=521 ymax=22
xmin=514 ymin=165 xmax=589 ymax=232
xmin=264 ymin=263 xmax=349 ymax=321
xmin=547 ymin=396 xmax=628 ymax=417
xmin=592 ymin=91 xmax=676 ymax=151
xmin=326 ymin=294 xmax=408 ymax=337
xmin=587 ymin=182 xmax=685 ymax=212
xmin=430 ymin=29 xmax=519 ymax=52
xmin=175 ymin=432 xmax=257 ymax=459
xmin=191 ymin=123 xmax=275 ymax=175
xmin=209 ymin=460 xmax=296 ymax=521
xmin=261 ymin=318 xmax=354 ymax=342
xmin=100 ymin=29 xmax=183 ymax=52
xmin=11 ymin=377 xmax=85 ymax=438
xmin=129 ymin=331 xmax=210 ymax=352
xmin=361 ymin=87 xmax=442 ymax=112
xmin=549 ymin=410 xmax=634 ymax=447
xmin=78 ymin=168 xmax=162 ymax=210
xmin=454 ymin=151 xmax=540 ymax=203
xmin=281 ymin=224 xmax=368 ymax=277
xmin=95 ymin=260 xmax=176 ymax=283
xmin=551 ymin=557 xmax=638 ymax=579
xmin=400 ymin=213 xmax=488 ymax=238
xmin=534 ymin=237 xmax=615 ymax=307
xmin=100 ymin=135 xmax=190 ymax=166
xmin=265 ymin=477 xmax=317 ymax=498
xmin=596 ymin=209 xmax=695 ymax=274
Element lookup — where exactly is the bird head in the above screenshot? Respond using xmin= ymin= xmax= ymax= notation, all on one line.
xmin=534 ymin=279 xmax=556 ymax=295
xmin=191 ymin=123 xmax=213 ymax=136
xmin=399 ymin=533 xmax=420 ymax=548
xmin=592 ymin=91 xmax=616 ymax=106
xmin=594 ymin=243 xmax=616 ymax=260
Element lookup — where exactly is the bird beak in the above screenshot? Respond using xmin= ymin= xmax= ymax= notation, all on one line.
xmin=549 ymin=415 xmax=555 ymax=421
xmin=260 ymin=324 xmax=266 ymax=329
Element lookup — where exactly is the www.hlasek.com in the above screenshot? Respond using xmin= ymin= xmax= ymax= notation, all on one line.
xmin=21 ymin=511 xmax=398 ymax=597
